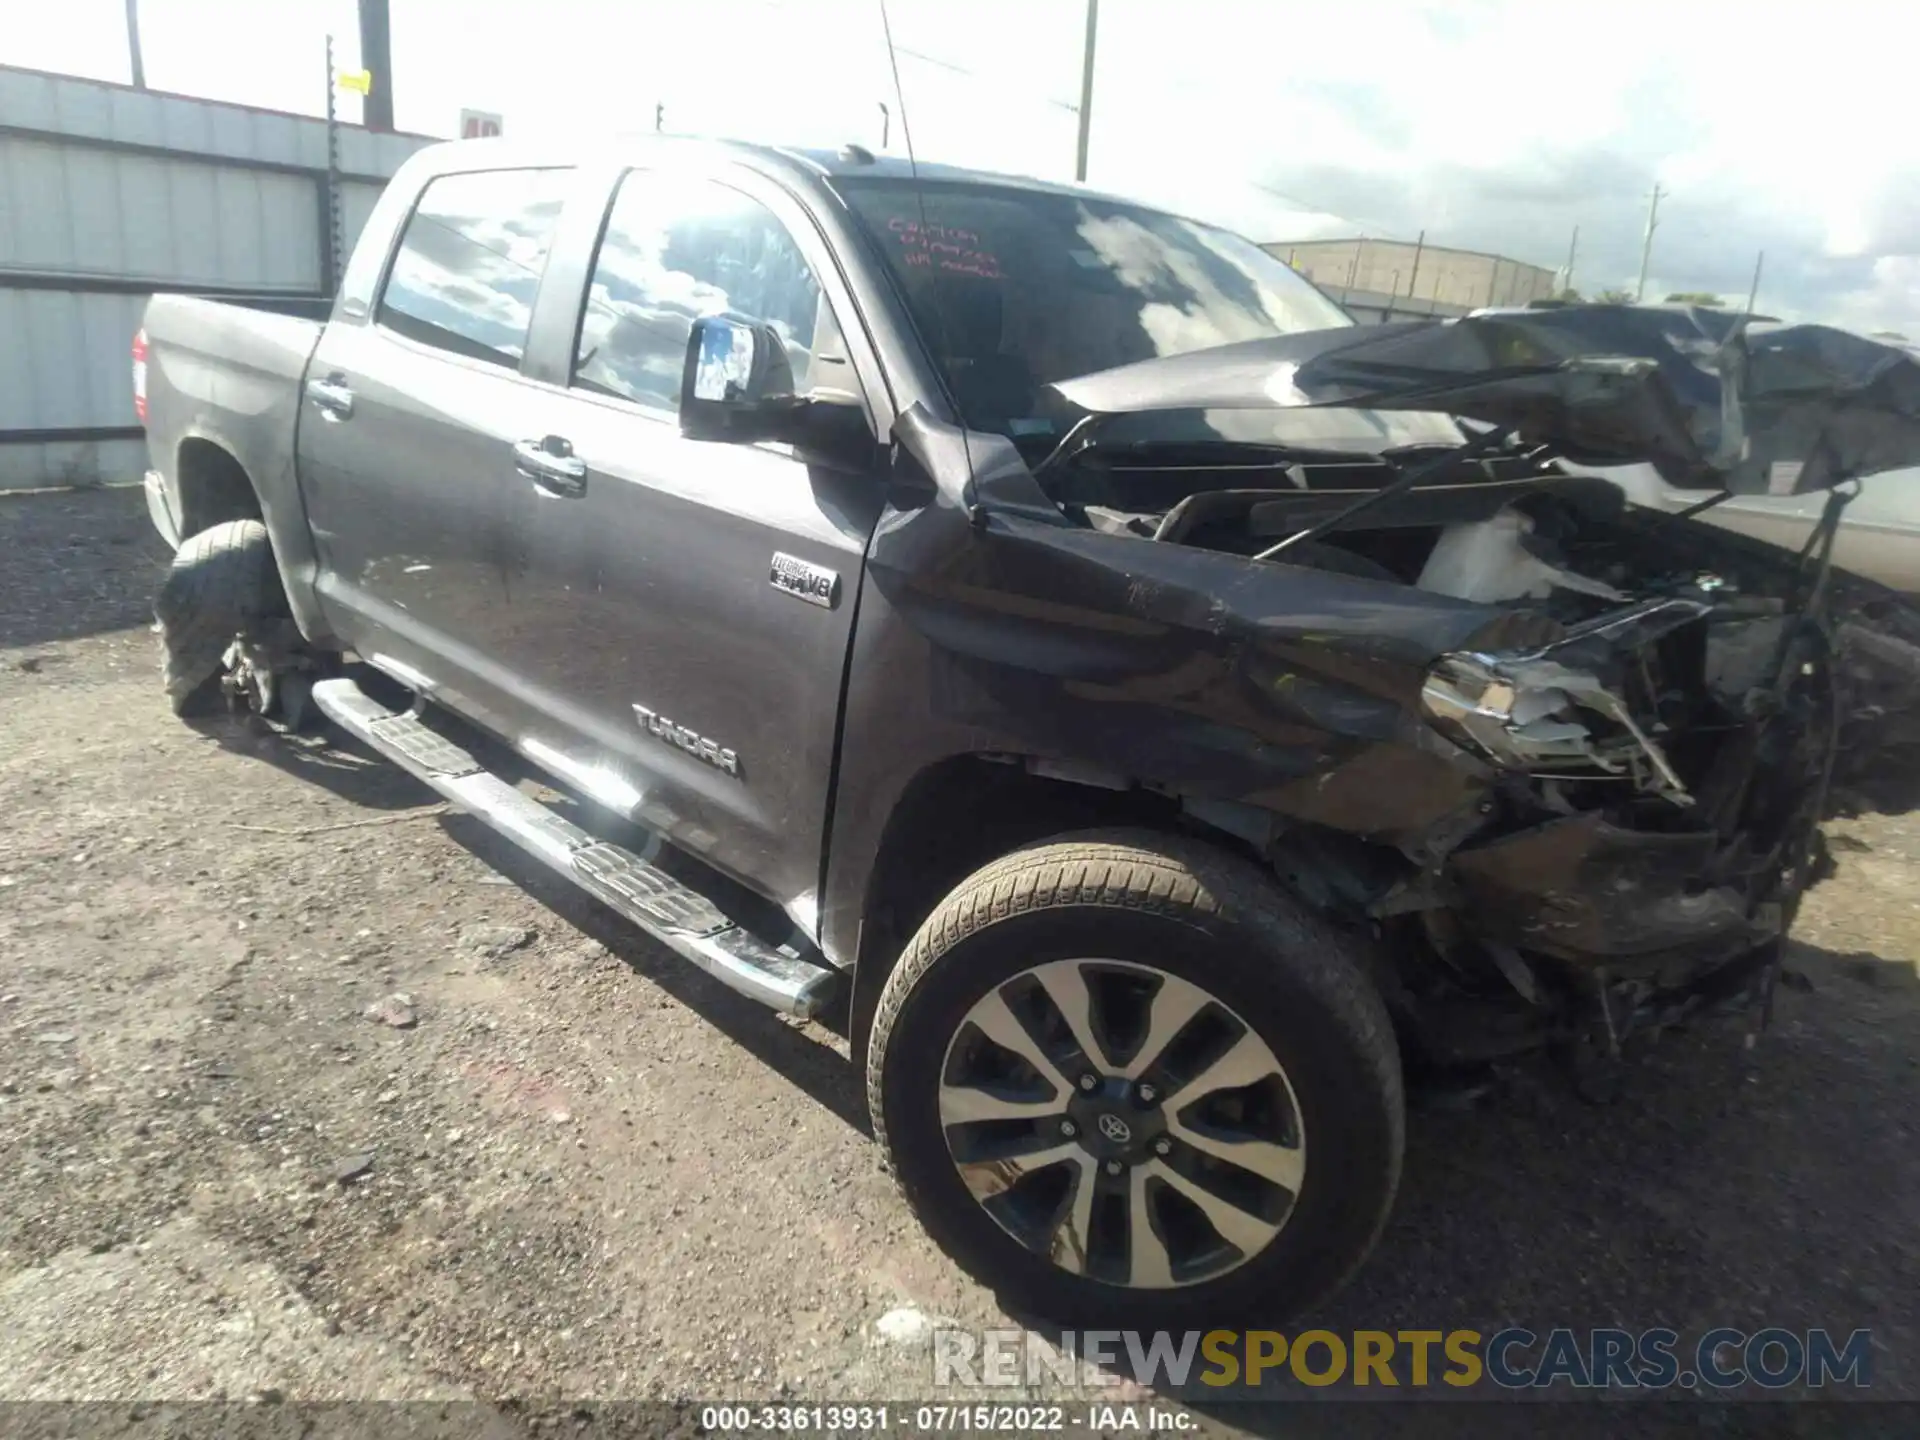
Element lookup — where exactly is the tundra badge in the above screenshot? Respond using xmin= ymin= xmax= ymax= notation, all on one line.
xmin=769 ymin=552 xmax=840 ymax=609
xmin=632 ymin=705 xmax=740 ymax=777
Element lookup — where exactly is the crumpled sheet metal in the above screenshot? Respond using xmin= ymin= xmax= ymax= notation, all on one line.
xmin=1444 ymin=811 xmax=1782 ymax=971
xmin=1051 ymin=306 xmax=1920 ymax=496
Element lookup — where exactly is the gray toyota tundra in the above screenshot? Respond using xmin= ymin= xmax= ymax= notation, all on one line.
xmin=135 ymin=134 xmax=1920 ymax=1328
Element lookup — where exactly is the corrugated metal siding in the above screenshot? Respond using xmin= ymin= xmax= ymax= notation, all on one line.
xmin=0 ymin=66 xmax=427 ymax=177
xmin=0 ymin=137 xmax=322 ymax=289
xmin=0 ymin=63 xmax=434 ymax=490
xmin=341 ymin=181 xmax=386 ymax=261
xmin=1274 ymin=238 xmax=1558 ymax=312
xmin=0 ymin=438 xmax=144 ymax=491
xmin=0 ymin=289 xmax=147 ymax=429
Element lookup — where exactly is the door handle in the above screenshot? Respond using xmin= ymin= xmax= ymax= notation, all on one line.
xmin=305 ymin=374 xmax=354 ymax=420
xmin=514 ymin=436 xmax=588 ymax=498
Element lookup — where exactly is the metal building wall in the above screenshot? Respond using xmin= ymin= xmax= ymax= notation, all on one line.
xmin=1269 ymin=237 xmax=1559 ymax=324
xmin=0 ymin=64 xmax=433 ymax=490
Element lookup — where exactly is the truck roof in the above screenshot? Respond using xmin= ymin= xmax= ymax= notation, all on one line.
xmin=774 ymin=146 xmax=1118 ymax=198
xmin=415 ymin=134 xmax=1148 ymax=210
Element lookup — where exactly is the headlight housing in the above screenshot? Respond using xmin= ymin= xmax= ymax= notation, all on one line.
xmin=1420 ymin=650 xmax=1692 ymax=805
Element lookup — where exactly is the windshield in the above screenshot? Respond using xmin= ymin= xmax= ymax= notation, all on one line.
xmin=833 ymin=177 xmax=1353 ymax=441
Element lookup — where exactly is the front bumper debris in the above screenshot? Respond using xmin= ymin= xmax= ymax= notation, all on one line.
xmin=1446 ymin=812 xmax=1782 ymax=976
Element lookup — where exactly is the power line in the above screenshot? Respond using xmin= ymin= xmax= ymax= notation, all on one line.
xmin=895 ymin=33 xmax=1364 ymax=231
xmin=1247 ymin=178 xmax=1347 ymax=216
xmin=893 ymin=45 xmax=1080 ymax=113
xmin=892 ymin=45 xmax=965 ymax=76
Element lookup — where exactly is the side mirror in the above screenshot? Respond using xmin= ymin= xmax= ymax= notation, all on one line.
xmin=678 ymin=314 xmax=877 ymax=469
xmin=679 ymin=314 xmax=801 ymax=444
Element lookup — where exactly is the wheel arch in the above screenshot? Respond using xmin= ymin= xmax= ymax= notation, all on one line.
xmin=166 ymin=428 xmax=341 ymax=651
xmin=174 ymin=435 xmax=264 ymax=539
xmin=842 ymin=752 xmax=1281 ymax=1063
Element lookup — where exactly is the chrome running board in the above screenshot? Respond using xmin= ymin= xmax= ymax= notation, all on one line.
xmin=311 ymin=677 xmax=840 ymax=1018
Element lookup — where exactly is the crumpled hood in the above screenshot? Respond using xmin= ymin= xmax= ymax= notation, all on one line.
xmin=1051 ymin=306 xmax=1920 ymax=496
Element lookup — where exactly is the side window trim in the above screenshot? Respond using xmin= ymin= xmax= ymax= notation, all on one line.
xmin=567 ymin=166 xmax=698 ymax=416
xmin=519 ymin=163 xmax=624 ymax=388
xmin=334 ymin=154 xmax=434 ymax=325
xmin=372 ymin=165 xmax=573 ymax=375
xmin=564 ymin=165 xmax=650 ymax=408
xmin=566 ymin=167 xmax=860 ymax=423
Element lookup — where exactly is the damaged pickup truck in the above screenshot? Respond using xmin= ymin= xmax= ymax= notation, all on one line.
xmin=137 ymin=139 xmax=1920 ymax=1328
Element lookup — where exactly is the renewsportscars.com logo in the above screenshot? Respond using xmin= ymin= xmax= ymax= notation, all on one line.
xmin=933 ymin=1327 xmax=1874 ymax=1391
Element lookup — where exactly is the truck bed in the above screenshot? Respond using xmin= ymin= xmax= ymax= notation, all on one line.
xmin=140 ymin=293 xmax=325 ymax=550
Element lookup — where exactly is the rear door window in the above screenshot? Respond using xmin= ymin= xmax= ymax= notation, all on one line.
xmin=572 ymin=172 xmax=843 ymax=415
xmin=378 ymin=168 xmax=571 ymax=367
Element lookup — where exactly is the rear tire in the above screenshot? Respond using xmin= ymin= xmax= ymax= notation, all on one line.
xmin=154 ymin=520 xmax=288 ymax=717
xmin=867 ymin=828 xmax=1404 ymax=1329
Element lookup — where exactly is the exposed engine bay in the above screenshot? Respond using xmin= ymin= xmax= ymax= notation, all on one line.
xmin=1043 ymin=449 xmax=1890 ymax=1074
xmin=1000 ymin=307 xmax=1920 ymax=1077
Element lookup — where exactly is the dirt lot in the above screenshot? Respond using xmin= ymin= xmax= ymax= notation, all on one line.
xmin=2 ymin=486 xmax=1918 ymax=1430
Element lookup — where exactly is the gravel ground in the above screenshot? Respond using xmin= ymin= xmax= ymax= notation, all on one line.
xmin=2 ymin=487 xmax=1917 ymax=1434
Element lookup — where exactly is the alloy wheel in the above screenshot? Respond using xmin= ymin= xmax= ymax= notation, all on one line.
xmin=937 ymin=958 xmax=1305 ymax=1289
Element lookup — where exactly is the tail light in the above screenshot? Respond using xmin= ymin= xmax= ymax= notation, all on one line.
xmin=132 ymin=328 xmax=148 ymax=423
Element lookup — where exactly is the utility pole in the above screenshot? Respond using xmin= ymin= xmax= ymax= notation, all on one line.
xmin=1405 ymin=229 xmax=1426 ymax=304
xmin=1563 ymin=224 xmax=1579 ymax=295
xmin=124 ymin=0 xmax=146 ymax=88
xmin=655 ymin=103 xmax=664 ymax=133
xmin=1073 ymin=0 xmax=1099 ymax=182
xmin=878 ymin=102 xmax=890 ymax=149
xmin=356 ymin=0 xmax=393 ymax=132
xmin=1635 ymin=183 xmax=1665 ymax=302
xmin=1746 ymin=250 xmax=1765 ymax=316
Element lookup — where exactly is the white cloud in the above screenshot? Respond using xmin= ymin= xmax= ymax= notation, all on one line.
xmin=1823 ymin=257 xmax=1920 ymax=340
xmin=12 ymin=0 xmax=1915 ymax=332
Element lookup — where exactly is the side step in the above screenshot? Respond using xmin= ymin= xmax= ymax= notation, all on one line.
xmin=310 ymin=677 xmax=840 ymax=1019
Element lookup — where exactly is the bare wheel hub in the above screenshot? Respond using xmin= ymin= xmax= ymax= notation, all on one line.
xmin=221 ymin=636 xmax=277 ymax=716
xmin=218 ymin=620 xmax=311 ymax=720
xmin=938 ymin=958 xmax=1306 ymax=1289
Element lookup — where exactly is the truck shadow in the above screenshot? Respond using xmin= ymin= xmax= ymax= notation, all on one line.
xmin=408 ymin=758 xmax=1920 ymax=1430
xmin=183 ymin=709 xmax=441 ymax=812
xmin=1029 ymin=941 xmax=1920 ymax=1425
xmin=207 ymin=696 xmax=1920 ymax=1419
xmin=188 ymin=697 xmax=873 ymax=1131
xmin=435 ymin=809 xmax=872 ymax=1138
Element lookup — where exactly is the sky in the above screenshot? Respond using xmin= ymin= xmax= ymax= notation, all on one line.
xmin=6 ymin=0 xmax=1917 ymax=336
